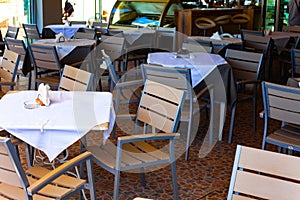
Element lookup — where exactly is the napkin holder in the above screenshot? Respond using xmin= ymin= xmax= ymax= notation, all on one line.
xmin=55 ymin=33 xmax=67 ymax=43
xmin=37 ymin=83 xmax=51 ymax=106
xmin=176 ymin=48 xmax=190 ymax=58
xmin=210 ymin=32 xmax=222 ymax=40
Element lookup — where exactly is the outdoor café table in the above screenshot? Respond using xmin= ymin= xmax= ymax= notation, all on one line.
xmin=0 ymin=91 xmax=115 ymax=165
xmin=43 ymin=24 xmax=87 ymax=39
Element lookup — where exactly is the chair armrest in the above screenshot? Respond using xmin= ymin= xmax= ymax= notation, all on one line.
xmin=116 ymin=113 xmax=137 ymax=121
xmin=27 ymin=151 xmax=93 ymax=195
xmin=236 ymin=80 xmax=261 ymax=85
xmin=193 ymin=84 xmax=213 ymax=102
xmin=0 ymin=81 xmax=16 ymax=86
xmin=118 ymin=133 xmax=180 ymax=145
xmin=259 ymin=110 xmax=265 ymax=118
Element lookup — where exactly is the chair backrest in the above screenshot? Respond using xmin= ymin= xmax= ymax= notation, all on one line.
xmin=70 ymin=21 xmax=87 ymax=25
xmin=141 ymin=63 xmax=193 ymax=103
xmin=291 ymin=48 xmax=300 ymax=77
xmin=92 ymin=21 xmax=108 ymax=29
xmin=240 ymin=29 xmax=264 ymax=41
xmin=0 ymin=49 xmax=20 ymax=86
xmin=22 ymin=23 xmax=41 ymax=43
xmin=182 ymin=41 xmax=213 ymax=53
xmin=28 ymin=44 xmax=62 ymax=75
xmin=227 ymin=145 xmax=300 ymax=200
xmin=282 ymin=25 xmax=300 ymax=33
xmin=59 ymin=64 xmax=93 ymax=91
xmin=74 ymin=28 xmax=96 ymax=40
xmin=5 ymin=26 xmax=19 ymax=39
xmin=242 ymin=33 xmax=273 ymax=54
xmin=262 ymin=81 xmax=300 ymax=127
xmin=101 ymin=49 xmax=120 ymax=86
xmin=0 ymin=137 xmax=30 ymax=196
xmin=100 ymin=35 xmax=126 ymax=62
xmin=155 ymin=27 xmax=177 ymax=52
xmin=225 ymin=48 xmax=264 ymax=81
xmin=137 ymin=80 xmax=185 ymax=132
xmin=4 ymin=38 xmax=27 ymax=62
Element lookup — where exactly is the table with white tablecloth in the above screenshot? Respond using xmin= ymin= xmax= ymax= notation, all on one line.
xmin=43 ymin=24 xmax=87 ymax=39
xmin=0 ymin=91 xmax=115 ymax=162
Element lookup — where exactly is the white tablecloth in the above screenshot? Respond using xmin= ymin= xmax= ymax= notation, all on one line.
xmin=0 ymin=91 xmax=115 ymax=161
xmin=45 ymin=24 xmax=86 ymax=39
xmin=34 ymin=38 xmax=96 ymax=59
xmin=147 ymin=52 xmax=227 ymax=87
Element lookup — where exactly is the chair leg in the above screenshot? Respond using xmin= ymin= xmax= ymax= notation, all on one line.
xmin=185 ymin=113 xmax=193 ymax=161
xmin=228 ymin=102 xmax=237 ymax=144
xmin=113 ymin=170 xmax=121 ymax=200
xmin=140 ymin=168 xmax=146 ymax=187
xmin=171 ymin=159 xmax=179 ymax=200
xmin=253 ymin=90 xmax=257 ymax=131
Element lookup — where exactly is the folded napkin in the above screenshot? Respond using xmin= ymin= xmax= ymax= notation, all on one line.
xmin=210 ymin=32 xmax=222 ymax=40
xmin=37 ymin=83 xmax=51 ymax=106
xmin=55 ymin=32 xmax=67 ymax=43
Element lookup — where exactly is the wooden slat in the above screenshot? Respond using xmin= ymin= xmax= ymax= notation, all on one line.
xmin=234 ymin=170 xmax=300 ymax=200
xmin=0 ymin=153 xmax=15 ymax=170
xmin=144 ymin=80 xmax=184 ymax=105
xmin=137 ymin=107 xmax=174 ymax=133
xmin=232 ymin=194 xmax=255 ymax=200
xmin=229 ymin=59 xmax=260 ymax=72
xmin=0 ymin=168 xmax=23 ymax=188
xmin=270 ymin=107 xmax=300 ymax=124
xmin=239 ymin=146 xmax=300 ymax=181
xmin=140 ymin=93 xmax=179 ymax=119
xmin=27 ymin=176 xmax=72 ymax=199
xmin=268 ymin=88 xmax=300 ymax=101
xmin=0 ymin=182 xmax=31 ymax=200
xmin=269 ymin=95 xmax=300 ymax=112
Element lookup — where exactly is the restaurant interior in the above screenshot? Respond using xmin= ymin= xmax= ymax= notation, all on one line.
xmin=0 ymin=0 xmax=300 ymax=199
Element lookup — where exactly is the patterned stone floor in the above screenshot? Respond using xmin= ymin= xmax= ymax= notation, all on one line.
xmin=12 ymin=75 xmax=282 ymax=200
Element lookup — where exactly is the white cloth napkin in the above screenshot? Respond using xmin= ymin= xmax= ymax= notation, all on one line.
xmin=37 ymin=83 xmax=51 ymax=106
xmin=210 ymin=32 xmax=222 ymax=40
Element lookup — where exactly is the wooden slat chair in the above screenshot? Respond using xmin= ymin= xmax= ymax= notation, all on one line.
xmin=0 ymin=136 xmax=96 ymax=200
xmin=22 ymin=23 xmax=42 ymax=44
xmin=59 ymin=64 xmax=93 ymax=91
xmin=155 ymin=27 xmax=177 ymax=52
xmin=291 ymin=48 xmax=300 ymax=78
xmin=99 ymin=35 xmax=127 ymax=83
xmin=101 ymin=49 xmax=143 ymax=118
xmin=241 ymin=33 xmax=274 ymax=81
xmin=4 ymin=38 xmax=32 ymax=90
xmin=225 ymin=48 xmax=264 ymax=144
xmin=28 ymin=44 xmax=63 ymax=90
xmin=5 ymin=26 xmax=19 ymax=39
xmin=0 ymin=49 xmax=21 ymax=96
xmin=88 ymin=80 xmax=185 ymax=200
xmin=261 ymin=81 xmax=300 ymax=152
xmin=227 ymin=145 xmax=300 ymax=200
xmin=141 ymin=64 xmax=214 ymax=160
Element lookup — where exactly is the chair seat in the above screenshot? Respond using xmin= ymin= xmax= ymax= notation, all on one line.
xmin=88 ymin=141 xmax=170 ymax=171
xmin=267 ymin=129 xmax=300 ymax=148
